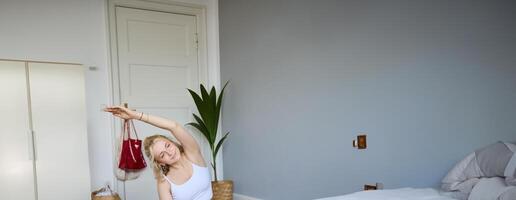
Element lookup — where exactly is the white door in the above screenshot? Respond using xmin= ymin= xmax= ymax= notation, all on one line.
xmin=115 ymin=7 xmax=206 ymax=200
xmin=0 ymin=60 xmax=36 ymax=200
xmin=28 ymin=63 xmax=91 ymax=200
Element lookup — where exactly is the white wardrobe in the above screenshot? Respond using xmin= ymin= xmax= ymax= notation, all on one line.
xmin=0 ymin=60 xmax=91 ymax=200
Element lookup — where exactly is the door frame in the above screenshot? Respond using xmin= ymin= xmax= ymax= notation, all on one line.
xmin=106 ymin=0 xmax=220 ymax=198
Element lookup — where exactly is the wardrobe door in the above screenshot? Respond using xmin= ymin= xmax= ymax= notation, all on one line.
xmin=28 ymin=63 xmax=91 ymax=200
xmin=0 ymin=61 xmax=36 ymax=200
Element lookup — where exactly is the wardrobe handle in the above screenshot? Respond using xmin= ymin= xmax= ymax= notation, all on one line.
xmin=27 ymin=130 xmax=36 ymax=161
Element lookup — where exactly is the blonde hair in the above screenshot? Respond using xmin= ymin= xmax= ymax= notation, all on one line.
xmin=143 ymin=134 xmax=184 ymax=180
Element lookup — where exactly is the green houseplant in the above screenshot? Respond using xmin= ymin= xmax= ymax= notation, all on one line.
xmin=187 ymin=82 xmax=232 ymax=199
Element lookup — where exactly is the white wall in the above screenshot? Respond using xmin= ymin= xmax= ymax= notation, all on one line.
xmin=0 ymin=0 xmax=220 ymax=191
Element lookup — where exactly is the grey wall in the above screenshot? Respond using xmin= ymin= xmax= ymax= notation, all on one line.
xmin=219 ymin=0 xmax=516 ymax=199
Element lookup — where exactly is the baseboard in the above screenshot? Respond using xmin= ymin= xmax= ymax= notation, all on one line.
xmin=233 ymin=193 xmax=262 ymax=200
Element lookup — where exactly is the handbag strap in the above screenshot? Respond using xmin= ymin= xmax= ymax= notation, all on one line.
xmin=125 ymin=119 xmax=137 ymax=163
xmin=119 ymin=120 xmax=128 ymax=150
xmin=106 ymin=184 xmax=115 ymax=196
xmin=129 ymin=119 xmax=140 ymax=140
xmin=125 ymin=120 xmax=132 ymax=140
xmin=119 ymin=119 xmax=137 ymax=163
xmin=123 ymin=119 xmax=140 ymax=140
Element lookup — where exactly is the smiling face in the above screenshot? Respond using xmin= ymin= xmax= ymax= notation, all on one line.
xmin=143 ymin=135 xmax=185 ymax=178
xmin=151 ymin=138 xmax=182 ymax=165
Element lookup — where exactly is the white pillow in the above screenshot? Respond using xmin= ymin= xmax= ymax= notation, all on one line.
xmin=468 ymin=177 xmax=510 ymax=200
xmin=441 ymin=152 xmax=483 ymax=196
xmin=499 ymin=187 xmax=516 ymax=200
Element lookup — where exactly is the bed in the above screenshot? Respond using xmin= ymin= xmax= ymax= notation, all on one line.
xmin=315 ymin=188 xmax=457 ymax=200
xmin=316 ymin=141 xmax=516 ymax=200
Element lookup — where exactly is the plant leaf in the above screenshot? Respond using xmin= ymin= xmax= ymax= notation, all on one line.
xmin=186 ymin=82 xmax=230 ymax=165
xmin=199 ymin=84 xmax=216 ymax=135
xmin=187 ymin=89 xmax=205 ymax=113
xmin=214 ymin=132 xmax=230 ymax=156
xmin=188 ymin=86 xmax=217 ymax=142
xmin=215 ymin=81 xmax=229 ymax=125
xmin=191 ymin=114 xmax=214 ymax=145
xmin=209 ymin=86 xmax=216 ymax=108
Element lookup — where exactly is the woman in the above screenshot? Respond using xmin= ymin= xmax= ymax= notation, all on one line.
xmin=104 ymin=106 xmax=213 ymax=200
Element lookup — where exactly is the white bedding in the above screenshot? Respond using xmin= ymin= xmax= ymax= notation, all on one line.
xmin=316 ymin=188 xmax=457 ymax=200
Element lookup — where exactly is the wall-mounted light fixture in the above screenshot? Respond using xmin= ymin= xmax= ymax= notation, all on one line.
xmin=353 ymin=134 xmax=367 ymax=149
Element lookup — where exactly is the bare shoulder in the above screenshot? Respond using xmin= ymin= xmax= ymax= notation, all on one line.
xmin=157 ymin=178 xmax=169 ymax=187
xmin=183 ymin=151 xmax=207 ymax=167
xmin=157 ymin=179 xmax=172 ymax=200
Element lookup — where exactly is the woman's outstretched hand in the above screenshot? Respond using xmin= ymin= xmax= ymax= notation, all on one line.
xmin=103 ymin=106 xmax=138 ymax=120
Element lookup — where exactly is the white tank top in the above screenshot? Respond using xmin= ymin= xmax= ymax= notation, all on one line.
xmin=162 ymin=162 xmax=213 ymax=200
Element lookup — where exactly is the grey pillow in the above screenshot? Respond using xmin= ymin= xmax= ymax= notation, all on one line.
xmin=504 ymin=142 xmax=516 ymax=186
xmin=475 ymin=142 xmax=514 ymax=177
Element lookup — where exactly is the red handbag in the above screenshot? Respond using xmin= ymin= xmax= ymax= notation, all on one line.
xmin=118 ymin=119 xmax=147 ymax=170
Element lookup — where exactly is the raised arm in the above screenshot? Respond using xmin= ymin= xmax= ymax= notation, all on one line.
xmin=104 ymin=106 xmax=201 ymax=155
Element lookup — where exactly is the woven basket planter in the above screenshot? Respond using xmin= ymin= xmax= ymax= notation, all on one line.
xmin=212 ymin=180 xmax=233 ymax=200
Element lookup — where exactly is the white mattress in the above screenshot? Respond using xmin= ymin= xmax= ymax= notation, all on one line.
xmin=315 ymin=188 xmax=458 ymax=200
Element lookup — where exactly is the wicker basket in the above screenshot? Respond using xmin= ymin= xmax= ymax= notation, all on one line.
xmin=212 ymin=180 xmax=233 ymax=200
xmin=91 ymin=185 xmax=121 ymax=200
